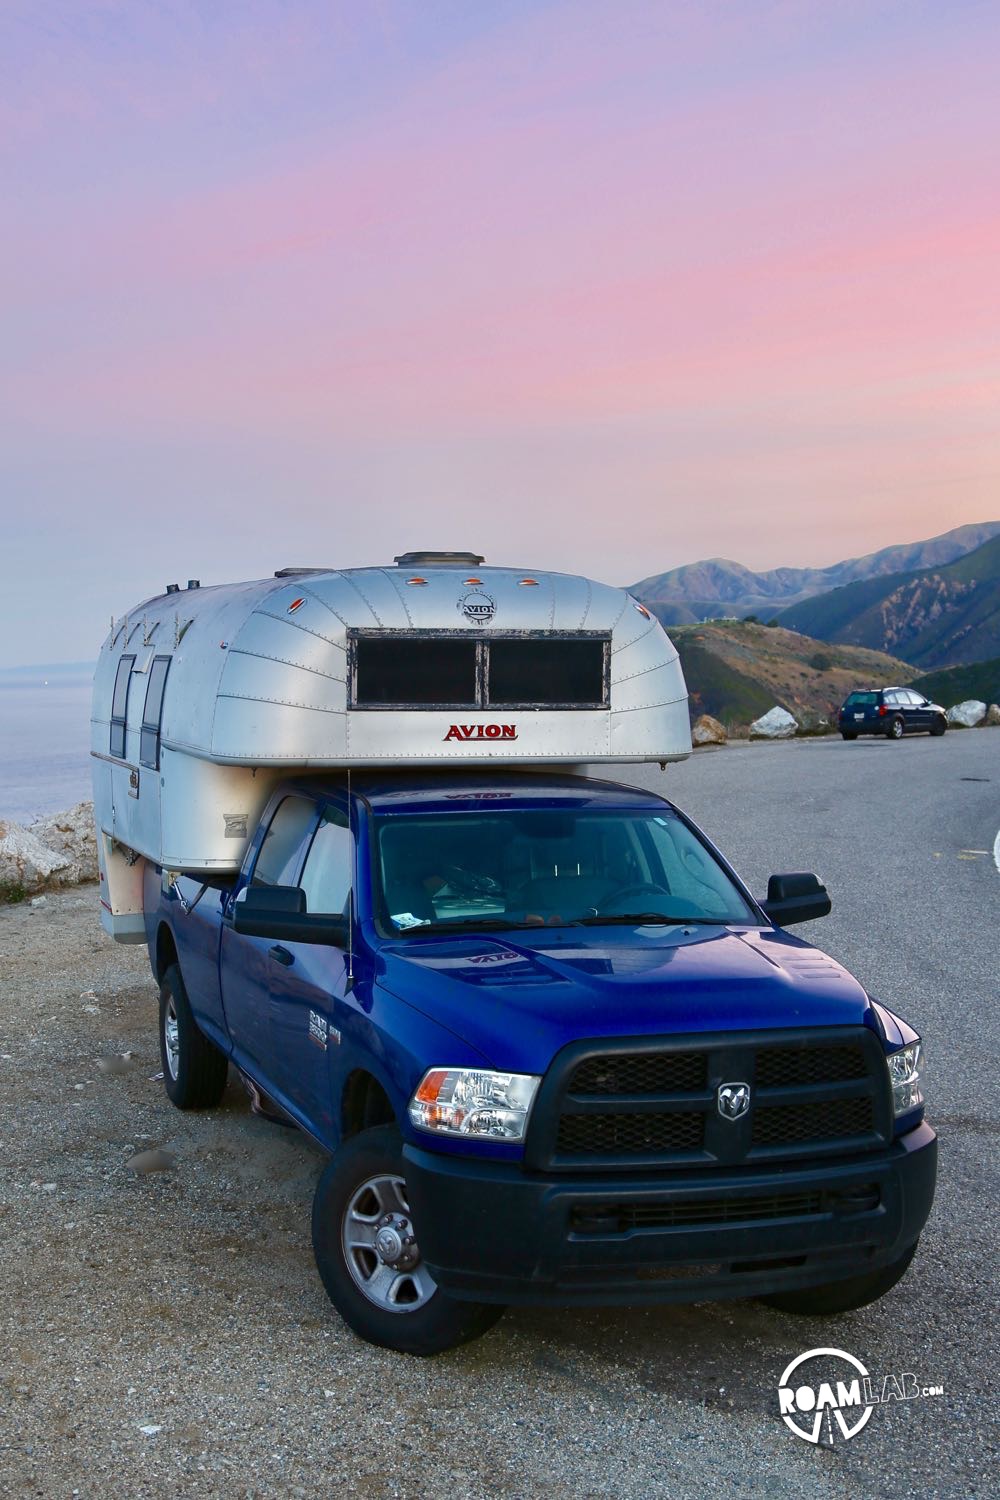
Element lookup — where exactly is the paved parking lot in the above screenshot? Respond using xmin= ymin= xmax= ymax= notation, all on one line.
xmin=1 ymin=730 xmax=996 ymax=1497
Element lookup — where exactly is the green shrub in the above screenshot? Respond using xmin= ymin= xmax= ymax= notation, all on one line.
xmin=809 ymin=651 xmax=833 ymax=672
xmin=0 ymin=880 xmax=28 ymax=905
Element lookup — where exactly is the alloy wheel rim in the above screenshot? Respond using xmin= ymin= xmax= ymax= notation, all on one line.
xmin=164 ymin=998 xmax=180 ymax=1080
xmin=341 ymin=1172 xmax=436 ymax=1313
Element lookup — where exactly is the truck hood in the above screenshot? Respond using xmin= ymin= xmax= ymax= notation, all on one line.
xmin=377 ymin=924 xmax=876 ymax=1073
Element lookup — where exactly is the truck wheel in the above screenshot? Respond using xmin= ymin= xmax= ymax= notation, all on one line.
xmin=887 ymin=716 xmax=905 ymax=740
xmin=159 ymin=962 xmax=228 ymax=1110
xmin=759 ymin=1241 xmax=918 ymax=1316
xmin=311 ymin=1125 xmax=504 ymax=1355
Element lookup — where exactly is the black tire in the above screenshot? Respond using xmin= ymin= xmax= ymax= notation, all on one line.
xmin=840 ymin=732 xmax=857 ymax=741
xmin=759 ymin=1241 xmax=918 ymax=1316
xmin=887 ymin=716 xmax=905 ymax=740
xmin=311 ymin=1124 xmax=504 ymax=1355
xmin=930 ymin=715 xmax=947 ymax=737
xmin=159 ymin=962 xmax=228 ymax=1110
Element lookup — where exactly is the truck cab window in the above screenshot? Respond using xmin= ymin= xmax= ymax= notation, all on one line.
xmin=300 ymin=806 xmax=352 ymax=916
xmin=251 ymin=797 xmax=316 ymax=888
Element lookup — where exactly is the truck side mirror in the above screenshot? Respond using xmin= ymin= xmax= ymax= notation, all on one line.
xmin=233 ymin=884 xmax=348 ymax=947
xmin=760 ymin=872 xmax=831 ymax=927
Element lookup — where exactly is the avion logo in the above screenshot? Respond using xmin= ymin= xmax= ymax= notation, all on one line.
xmin=443 ymin=723 xmax=517 ymax=742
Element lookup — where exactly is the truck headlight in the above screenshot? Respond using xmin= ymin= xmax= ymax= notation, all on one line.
xmin=888 ymin=1041 xmax=924 ymax=1118
xmin=409 ymin=1068 xmax=540 ymax=1141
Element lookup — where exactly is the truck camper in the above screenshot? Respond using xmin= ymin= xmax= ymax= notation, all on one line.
xmin=91 ymin=554 xmax=935 ymax=1355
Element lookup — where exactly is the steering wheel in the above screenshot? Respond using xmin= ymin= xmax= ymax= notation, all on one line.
xmin=596 ymin=882 xmax=671 ymax=914
xmin=443 ymin=864 xmax=502 ymax=898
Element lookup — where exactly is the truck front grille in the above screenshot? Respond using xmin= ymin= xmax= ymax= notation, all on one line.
xmin=524 ymin=1027 xmax=892 ymax=1172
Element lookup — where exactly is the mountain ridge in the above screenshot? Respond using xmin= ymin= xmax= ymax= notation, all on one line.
xmin=631 ymin=520 xmax=1000 ymax=624
xmin=774 ymin=533 xmax=1000 ymax=668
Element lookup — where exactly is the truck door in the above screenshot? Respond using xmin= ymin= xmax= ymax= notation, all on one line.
xmin=220 ymin=794 xmax=319 ymax=1080
xmin=265 ymin=802 xmax=354 ymax=1136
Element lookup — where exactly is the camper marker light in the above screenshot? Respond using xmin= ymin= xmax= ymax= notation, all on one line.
xmin=887 ymin=1040 xmax=924 ymax=1118
xmin=409 ymin=1068 xmax=540 ymax=1140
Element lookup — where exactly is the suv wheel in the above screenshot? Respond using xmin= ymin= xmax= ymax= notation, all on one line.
xmin=311 ymin=1125 xmax=504 ymax=1355
xmin=930 ymin=715 xmax=947 ymax=737
xmin=159 ymin=962 xmax=229 ymax=1110
xmin=840 ymin=731 xmax=857 ymax=741
xmin=887 ymin=716 xmax=905 ymax=740
xmin=759 ymin=1240 xmax=918 ymax=1315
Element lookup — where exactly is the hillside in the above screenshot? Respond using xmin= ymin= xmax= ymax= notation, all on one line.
xmin=630 ymin=520 xmax=1000 ymax=623
xmin=910 ymin=657 xmax=1000 ymax=706
xmin=670 ymin=620 xmax=915 ymax=727
xmin=775 ymin=534 xmax=1000 ymax=668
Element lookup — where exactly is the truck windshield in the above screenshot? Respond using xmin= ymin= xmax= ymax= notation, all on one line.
xmin=373 ymin=808 xmax=758 ymax=932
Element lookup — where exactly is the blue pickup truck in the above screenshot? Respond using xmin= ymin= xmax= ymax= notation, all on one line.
xmin=148 ymin=769 xmax=936 ymax=1355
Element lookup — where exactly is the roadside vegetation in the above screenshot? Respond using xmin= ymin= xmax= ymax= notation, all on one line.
xmin=671 ymin=619 xmax=915 ymax=730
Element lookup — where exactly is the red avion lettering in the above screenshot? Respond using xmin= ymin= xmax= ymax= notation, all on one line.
xmin=443 ymin=723 xmax=518 ymax=742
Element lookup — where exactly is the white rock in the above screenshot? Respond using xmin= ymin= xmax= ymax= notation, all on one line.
xmin=138 ymin=1424 xmax=162 ymax=1437
xmin=749 ymin=706 xmax=798 ymax=739
xmin=31 ymin=801 xmax=98 ymax=884
xmin=0 ymin=823 xmax=70 ymax=892
xmin=946 ymin=700 xmax=987 ymax=728
xmin=985 ymin=703 xmax=1000 ymax=726
xmin=30 ymin=895 xmax=48 ymax=908
xmin=691 ymin=714 xmax=727 ymax=746
xmin=0 ymin=801 xmax=97 ymax=896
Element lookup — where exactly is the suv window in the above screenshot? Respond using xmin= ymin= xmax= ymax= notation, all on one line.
xmin=300 ymin=807 xmax=352 ymax=916
xmin=845 ymin=691 xmax=878 ymax=705
xmin=252 ymin=797 xmax=316 ymax=888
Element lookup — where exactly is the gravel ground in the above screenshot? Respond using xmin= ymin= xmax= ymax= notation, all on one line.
xmin=1 ymin=732 xmax=997 ymax=1498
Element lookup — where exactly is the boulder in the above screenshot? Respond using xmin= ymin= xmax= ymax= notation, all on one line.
xmin=0 ymin=801 xmax=98 ymax=897
xmin=31 ymin=801 xmax=98 ymax=884
xmin=946 ymin=700 xmax=987 ymax=728
xmin=750 ymin=706 xmax=797 ymax=740
xmin=985 ymin=704 xmax=1000 ymax=726
xmin=794 ymin=708 xmax=831 ymax=737
xmin=0 ymin=820 xmax=71 ymax=893
xmin=692 ymin=714 xmax=727 ymax=746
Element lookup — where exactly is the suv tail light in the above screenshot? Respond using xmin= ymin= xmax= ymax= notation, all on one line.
xmin=878 ymin=704 xmax=887 ymax=716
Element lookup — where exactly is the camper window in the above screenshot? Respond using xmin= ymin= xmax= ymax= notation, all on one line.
xmin=350 ymin=631 xmax=610 ymax=710
xmin=109 ymin=654 xmax=136 ymax=759
xmin=487 ymin=638 xmax=606 ymax=706
xmin=139 ymin=655 xmax=172 ymax=769
xmin=355 ymin=636 xmax=478 ymax=707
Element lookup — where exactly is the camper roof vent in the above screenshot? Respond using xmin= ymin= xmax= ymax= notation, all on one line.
xmin=394 ymin=551 xmax=485 ymax=568
xmin=274 ymin=567 xmax=332 ymax=577
xmin=166 ymin=583 xmax=180 ymax=594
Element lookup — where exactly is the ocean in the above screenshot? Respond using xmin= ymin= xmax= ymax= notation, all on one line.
xmin=0 ymin=666 xmax=95 ymax=822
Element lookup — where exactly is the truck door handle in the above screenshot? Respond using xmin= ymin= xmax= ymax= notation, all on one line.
xmin=268 ymin=945 xmax=294 ymax=967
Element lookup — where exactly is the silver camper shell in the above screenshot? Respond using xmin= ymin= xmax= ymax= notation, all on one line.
xmin=91 ymin=555 xmax=690 ymax=941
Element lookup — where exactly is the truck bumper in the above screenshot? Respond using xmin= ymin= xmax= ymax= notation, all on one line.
xmin=402 ymin=1121 xmax=936 ymax=1306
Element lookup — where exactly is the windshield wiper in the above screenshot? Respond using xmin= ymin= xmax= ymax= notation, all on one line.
xmin=575 ymin=912 xmax=727 ymax=926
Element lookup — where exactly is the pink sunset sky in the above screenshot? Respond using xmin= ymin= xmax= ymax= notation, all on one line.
xmin=1 ymin=0 xmax=999 ymax=665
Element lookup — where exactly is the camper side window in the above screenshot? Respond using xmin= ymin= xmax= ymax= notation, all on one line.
xmin=109 ymin=654 xmax=136 ymax=759
xmin=140 ymin=656 xmax=172 ymax=769
xmin=251 ymin=797 xmax=317 ymax=889
xmin=299 ymin=806 xmax=352 ymax=916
